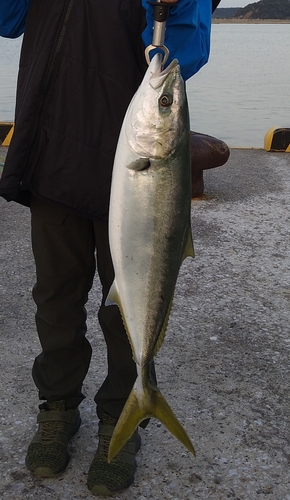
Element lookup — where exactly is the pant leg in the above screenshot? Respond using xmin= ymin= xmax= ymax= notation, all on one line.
xmin=30 ymin=196 xmax=95 ymax=409
xmin=93 ymin=219 xmax=156 ymax=423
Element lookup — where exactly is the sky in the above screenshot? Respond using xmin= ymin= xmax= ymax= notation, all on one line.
xmin=219 ymin=0 xmax=250 ymax=7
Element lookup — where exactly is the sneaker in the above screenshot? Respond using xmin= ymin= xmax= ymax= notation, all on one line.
xmin=25 ymin=400 xmax=81 ymax=477
xmin=87 ymin=413 xmax=141 ymax=496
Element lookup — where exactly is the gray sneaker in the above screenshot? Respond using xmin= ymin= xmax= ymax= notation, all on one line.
xmin=25 ymin=400 xmax=81 ymax=477
xmin=87 ymin=412 xmax=141 ymax=496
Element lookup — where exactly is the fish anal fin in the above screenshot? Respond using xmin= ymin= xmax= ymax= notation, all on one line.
xmin=105 ymin=281 xmax=137 ymax=362
xmin=105 ymin=280 xmax=120 ymax=307
xmin=182 ymin=225 xmax=195 ymax=261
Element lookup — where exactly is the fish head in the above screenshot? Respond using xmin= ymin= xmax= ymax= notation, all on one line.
xmin=126 ymin=54 xmax=188 ymax=161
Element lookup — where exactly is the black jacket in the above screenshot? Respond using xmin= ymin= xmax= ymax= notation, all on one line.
xmin=0 ymin=0 xmax=147 ymax=219
xmin=212 ymin=0 xmax=221 ymax=13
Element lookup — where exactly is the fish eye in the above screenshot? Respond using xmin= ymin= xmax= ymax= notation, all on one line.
xmin=159 ymin=93 xmax=173 ymax=107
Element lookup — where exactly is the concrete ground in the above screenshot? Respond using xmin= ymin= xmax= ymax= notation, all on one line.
xmin=0 ymin=148 xmax=290 ymax=499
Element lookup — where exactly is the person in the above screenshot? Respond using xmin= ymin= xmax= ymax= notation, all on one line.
xmin=0 ymin=0 xmax=220 ymax=496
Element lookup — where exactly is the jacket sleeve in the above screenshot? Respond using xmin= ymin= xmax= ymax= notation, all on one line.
xmin=142 ymin=0 xmax=212 ymax=81
xmin=0 ymin=0 xmax=30 ymax=38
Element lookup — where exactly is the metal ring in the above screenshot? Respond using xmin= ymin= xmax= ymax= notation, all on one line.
xmin=145 ymin=45 xmax=170 ymax=67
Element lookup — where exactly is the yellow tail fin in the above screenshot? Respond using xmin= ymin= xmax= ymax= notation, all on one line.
xmin=108 ymin=375 xmax=195 ymax=463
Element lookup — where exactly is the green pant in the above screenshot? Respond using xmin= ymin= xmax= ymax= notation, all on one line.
xmin=30 ymin=196 xmax=155 ymax=419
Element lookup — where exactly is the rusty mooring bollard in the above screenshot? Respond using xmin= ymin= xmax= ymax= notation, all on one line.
xmin=190 ymin=131 xmax=230 ymax=198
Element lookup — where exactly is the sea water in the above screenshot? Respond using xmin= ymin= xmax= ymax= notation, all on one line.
xmin=187 ymin=23 xmax=290 ymax=148
xmin=0 ymin=24 xmax=289 ymax=148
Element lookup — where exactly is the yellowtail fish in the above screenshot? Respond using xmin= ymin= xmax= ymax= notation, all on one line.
xmin=106 ymin=53 xmax=195 ymax=462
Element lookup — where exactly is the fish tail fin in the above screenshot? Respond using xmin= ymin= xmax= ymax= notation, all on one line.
xmin=152 ymin=386 xmax=196 ymax=457
xmin=108 ymin=385 xmax=144 ymax=463
xmin=108 ymin=375 xmax=195 ymax=463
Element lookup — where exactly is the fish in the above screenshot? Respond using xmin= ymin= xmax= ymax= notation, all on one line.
xmin=105 ymin=53 xmax=195 ymax=462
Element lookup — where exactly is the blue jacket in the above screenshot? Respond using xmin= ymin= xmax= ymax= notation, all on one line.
xmin=0 ymin=0 xmax=212 ymax=80
xmin=142 ymin=0 xmax=212 ymax=80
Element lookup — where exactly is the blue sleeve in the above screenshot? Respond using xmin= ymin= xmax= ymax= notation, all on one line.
xmin=0 ymin=0 xmax=30 ymax=38
xmin=142 ymin=0 xmax=212 ymax=81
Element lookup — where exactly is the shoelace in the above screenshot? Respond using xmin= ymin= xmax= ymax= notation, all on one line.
xmin=37 ymin=420 xmax=64 ymax=443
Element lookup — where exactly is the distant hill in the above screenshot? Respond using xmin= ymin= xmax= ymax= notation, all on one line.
xmin=212 ymin=8 xmax=240 ymax=19
xmin=234 ymin=0 xmax=290 ymax=19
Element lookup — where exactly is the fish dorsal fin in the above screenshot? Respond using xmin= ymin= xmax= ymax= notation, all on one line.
xmin=182 ymin=225 xmax=195 ymax=261
xmin=153 ymin=294 xmax=174 ymax=357
xmin=153 ymin=227 xmax=194 ymax=359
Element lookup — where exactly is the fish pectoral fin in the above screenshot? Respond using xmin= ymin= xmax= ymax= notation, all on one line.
xmin=182 ymin=225 xmax=195 ymax=261
xmin=127 ymin=157 xmax=150 ymax=171
xmin=105 ymin=280 xmax=120 ymax=307
xmin=108 ymin=377 xmax=195 ymax=463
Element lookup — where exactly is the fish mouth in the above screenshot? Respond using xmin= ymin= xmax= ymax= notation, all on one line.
xmin=149 ymin=54 xmax=179 ymax=90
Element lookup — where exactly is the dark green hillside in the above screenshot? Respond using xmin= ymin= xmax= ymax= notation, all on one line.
xmin=212 ymin=8 xmax=240 ymax=19
xmin=235 ymin=0 xmax=290 ymax=19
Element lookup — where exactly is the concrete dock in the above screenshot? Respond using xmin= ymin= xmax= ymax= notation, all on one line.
xmin=0 ymin=148 xmax=290 ymax=499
